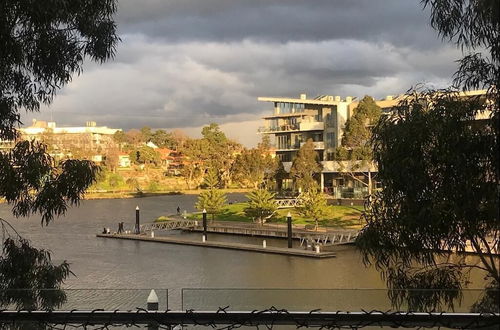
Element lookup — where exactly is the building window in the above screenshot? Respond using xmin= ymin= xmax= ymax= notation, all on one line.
xmin=315 ymin=108 xmax=323 ymax=122
xmin=312 ymin=133 xmax=323 ymax=142
xmin=276 ymin=103 xmax=305 ymax=115
xmin=276 ymin=135 xmax=290 ymax=149
xmin=326 ymin=132 xmax=335 ymax=147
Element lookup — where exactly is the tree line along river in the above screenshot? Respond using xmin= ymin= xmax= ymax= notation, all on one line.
xmin=0 ymin=193 xmax=489 ymax=311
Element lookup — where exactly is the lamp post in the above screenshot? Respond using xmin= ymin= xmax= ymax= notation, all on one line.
xmin=287 ymin=211 xmax=292 ymax=248
xmin=135 ymin=206 xmax=140 ymax=234
xmin=202 ymin=209 xmax=207 ymax=241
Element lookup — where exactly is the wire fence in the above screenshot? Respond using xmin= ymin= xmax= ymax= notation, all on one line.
xmin=0 ymin=289 xmax=498 ymax=329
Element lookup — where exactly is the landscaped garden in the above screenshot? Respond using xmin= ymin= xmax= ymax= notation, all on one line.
xmin=185 ymin=202 xmax=364 ymax=229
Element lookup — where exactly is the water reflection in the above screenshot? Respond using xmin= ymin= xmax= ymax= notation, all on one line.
xmin=0 ymin=194 xmax=489 ymax=310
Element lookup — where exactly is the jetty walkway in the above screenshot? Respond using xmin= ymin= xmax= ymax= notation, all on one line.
xmin=96 ymin=233 xmax=337 ymax=258
xmin=141 ymin=219 xmax=359 ymax=247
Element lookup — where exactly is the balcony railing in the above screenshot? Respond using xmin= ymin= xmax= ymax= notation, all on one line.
xmin=300 ymin=141 xmax=324 ymax=149
xmin=299 ymin=121 xmax=324 ymax=131
xmin=258 ymin=124 xmax=299 ymax=133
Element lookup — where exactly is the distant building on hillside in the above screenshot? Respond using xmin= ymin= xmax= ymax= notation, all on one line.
xmin=118 ymin=153 xmax=131 ymax=167
xmin=20 ymin=120 xmax=121 ymax=162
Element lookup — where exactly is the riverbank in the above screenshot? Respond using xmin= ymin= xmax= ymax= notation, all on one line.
xmin=82 ymin=188 xmax=252 ymax=200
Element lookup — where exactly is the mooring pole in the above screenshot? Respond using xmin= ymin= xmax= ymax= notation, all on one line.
xmin=287 ymin=211 xmax=292 ymax=248
xmin=135 ymin=206 xmax=140 ymax=234
xmin=202 ymin=208 xmax=207 ymax=241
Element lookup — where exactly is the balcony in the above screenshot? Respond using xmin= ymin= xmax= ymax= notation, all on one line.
xmin=258 ymin=124 xmax=299 ymax=133
xmin=300 ymin=141 xmax=324 ymax=149
xmin=274 ymin=143 xmax=301 ymax=151
xmin=299 ymin=121 xmax=324 ymax=131
xmin=321 ymin=160 xmax=377 ymax=172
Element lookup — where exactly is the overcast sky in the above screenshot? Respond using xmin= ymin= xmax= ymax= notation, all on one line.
xmin=25 ymin=0 xmax=462 ymax=146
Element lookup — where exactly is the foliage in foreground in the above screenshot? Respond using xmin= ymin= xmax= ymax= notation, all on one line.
xmin=357 ymin=0 xmax=499 ymax=312
xmin=0 ymin=0 xmax=119 ymax=312
xmin=0 ymin=222 xmax=72 ymax=310
xmin=357 ymin=90 xmax=499 ymax=311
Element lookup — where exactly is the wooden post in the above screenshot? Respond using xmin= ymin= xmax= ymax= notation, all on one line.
xmin=287 ymin=212 xmax=292 ymax=248
xmin=202 ymin=209 xmax=207 ymax=240
xmin=135 ymin=206 xmax=140 ymax=234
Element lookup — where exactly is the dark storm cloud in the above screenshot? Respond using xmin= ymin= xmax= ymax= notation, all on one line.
xmin=116 ymin=0 xmax=441 ymax=48
xmin=25 ymin=0 xmax=464 ymax=147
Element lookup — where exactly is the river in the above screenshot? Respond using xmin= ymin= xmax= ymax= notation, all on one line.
xmin=0 ymin=194 xmax=489 ymax=311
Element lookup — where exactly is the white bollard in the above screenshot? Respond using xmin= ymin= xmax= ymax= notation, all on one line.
xmin=262 ymin=240 xmax=267 ymax=248
xmin=202 ymin=235 xmax=206 ymax=243
xmin=315 ymin=245 xmax=320 ymax=254
xmin=147 ymin=289 xmax=159 ymax=330
xmin=151 ymin=231 xmax=155 ymax=238
xmin=147 ymin=289 xmax=159 ymax=310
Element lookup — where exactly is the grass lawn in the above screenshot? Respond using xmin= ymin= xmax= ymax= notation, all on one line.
xmin=187 ymin=202 xmax=364 ymax=229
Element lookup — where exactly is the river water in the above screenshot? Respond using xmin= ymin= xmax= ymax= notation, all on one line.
xmin=0 ymin=194 xmax=489 ymax=311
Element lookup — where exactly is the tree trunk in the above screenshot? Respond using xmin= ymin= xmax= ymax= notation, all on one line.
xmin=368 ymin=171 xmax=372 ymax=195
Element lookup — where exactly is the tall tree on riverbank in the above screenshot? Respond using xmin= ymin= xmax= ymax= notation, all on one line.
xmin=0 ymin=0 xmax=118 ymax=310
xmin=201 ymin=123 xmax=242 ymax=188
xmin=232 ymin=146 xmax=278 ymax=189
xmin=181 ymin=138 xmax=209 ymax=189
xmin=357 ymin=0 xmax=499 ymax=312
xmin=334 ymin=96 xmax=381 ymax=195
xmin=290 ymin=139 xmax=322 ymax=192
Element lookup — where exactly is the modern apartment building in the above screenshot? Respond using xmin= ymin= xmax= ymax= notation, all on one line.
xmin=258 ymin=90 xmax=488 ymax=198
xmin=258 ymin=93 xmax=362 ymax=195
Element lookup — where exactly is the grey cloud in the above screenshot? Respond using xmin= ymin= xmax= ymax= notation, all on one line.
xmin=27 ymin=37 xmax=460 ymax=137
xmin=116 ymin=0 xmax=441 ymax=49
xmin=19 ymin=1 xmax=464 ymax=147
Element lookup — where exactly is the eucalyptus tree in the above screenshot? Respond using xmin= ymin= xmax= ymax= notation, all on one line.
xmin=357 ymin=0 xmax=499 ymax=312
xmin=334 ymin=96 xmax=382 ymax=195
xmin=0 ymin=0 xmax=118 ymax=310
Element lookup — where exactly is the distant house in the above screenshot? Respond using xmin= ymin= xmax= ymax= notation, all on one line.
xmin=146 ymin=141 xmax=158 ymax=149
xmin=118 ymin=153 xmax=131 ymax=167
xmin=156 ymin=148 xmax=174 ymax=168
xmin=166 ymin=150 xmax=184 ymax=176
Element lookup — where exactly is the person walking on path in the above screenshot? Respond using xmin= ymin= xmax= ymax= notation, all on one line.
xmin=177 ymin=206 xmax=181 ymax=215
